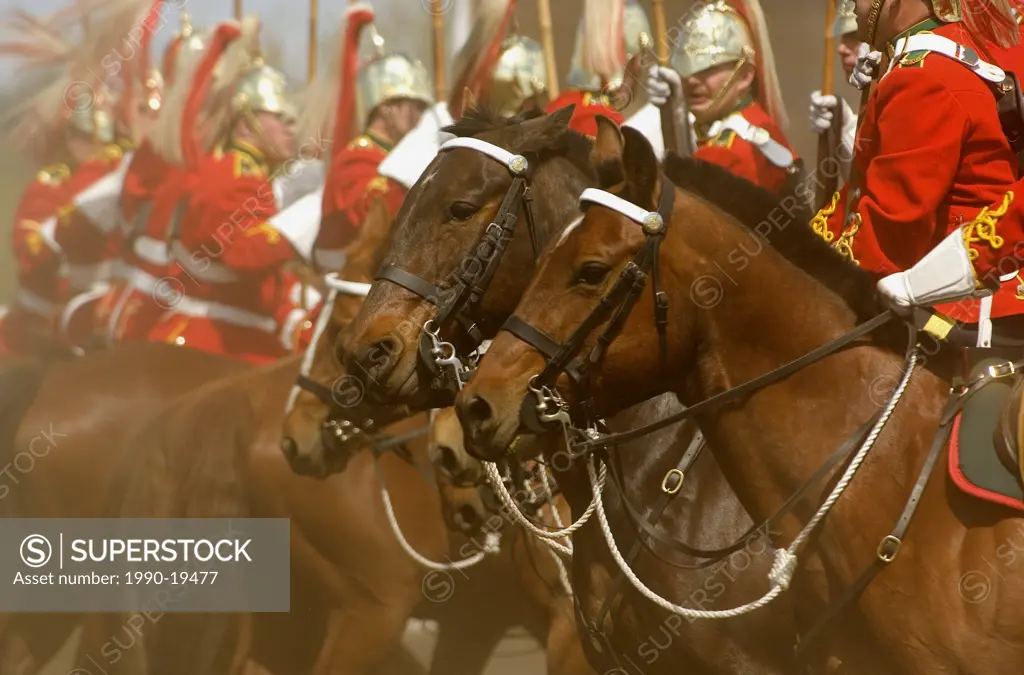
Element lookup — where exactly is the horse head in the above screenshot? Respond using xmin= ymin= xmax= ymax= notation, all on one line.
xmin=343 ymin=104 xmax=596 ymax=411
xmin=281 ymin=197 xmax=412 ymax=477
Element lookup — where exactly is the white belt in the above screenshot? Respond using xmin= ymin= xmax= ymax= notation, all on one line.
xmin=711 ymin=114 xmax=794 ymax=169
xmin=14 ymin=288 xmax=57 ymax=318
xmin=886 ymin=33 xmax=1006 ymax=83
xmin=65 ymin=260 xmax=113 ymax=291
xmin=127 ymin=267 xmax=164 ymax=296
xmin=169 ymin=296 xmax=277 ymax=333
xmin=170 ymin=240 xmax=241 ymax=283
xmin=134 ymin=235 xmax=171 ymax=267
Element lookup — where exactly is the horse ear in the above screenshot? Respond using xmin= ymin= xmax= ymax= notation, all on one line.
xmin=591 ymin=115 xmax=626 ymax=189
xmin=515 ymin=104 xmax=575 ymax=154
xmin=463 ymin=87 xmax=478 ymax=113
xmin=620 ymin=125 xmax=661 ymax=208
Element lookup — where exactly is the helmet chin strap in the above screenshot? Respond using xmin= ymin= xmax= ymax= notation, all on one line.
xmin=694 ymin=53 xmax=751 ymax=136
xmin=238 ymin=107 xmax=289 ymax=165
xmin=865 ymin=0 xmax=886 ymax=49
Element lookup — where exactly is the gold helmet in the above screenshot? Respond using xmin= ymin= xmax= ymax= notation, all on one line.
xmin=162 ymin=12 xmax=208 ymax=85
xmin=488 ymin=35 xmax=547 ymax=117
xmin=232 ymin=61 xmax=297 ymax=122
xmin=66 ymin=85 xmax=117 ymax=143
xmin=357 ymin=28 xmax=433 ymax=122
xmin=567 ymin=0 xmax=652 ymax=92
xmin=831 ymin=0 xmax=857 ymax=37
xmin=673 ymin=0 xmax=788 ymax=128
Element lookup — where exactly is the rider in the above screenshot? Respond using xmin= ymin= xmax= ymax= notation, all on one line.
xmin=808 ymin=0 xmax=863 ymax=184
xmin=147 ymin=17 xmax=307 ymax=364
xmin=0 ymin=4 xmax=138 ymax=356
xmin=545 ymin=0 xmax=652 ymax=137
xmin=109 ymin=11 xmax=209 ymax=345
xmin=811 ymin=0 xmax=1024 ymax=328
xmin=313 ymin=5 xmax=434 ymax=273
xmin=644 ymin=0 xmax=798 ymax=194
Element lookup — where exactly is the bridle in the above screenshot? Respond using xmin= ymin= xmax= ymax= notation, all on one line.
xmin=286 ymin=273 xmax=417 ymax=454
xmin=372 ymin=136 xmax=542 ymax=403
xmin=504 ymin=179 xmax=676 ymax=438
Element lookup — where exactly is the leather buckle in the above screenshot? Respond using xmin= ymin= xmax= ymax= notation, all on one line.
xmin=661 ymin=468 xmax=684 ymax=495
xmin=987 ymin=361 xmax=1017 ymax=379
xmin=876 ymin=535 xmax=902 ymax=563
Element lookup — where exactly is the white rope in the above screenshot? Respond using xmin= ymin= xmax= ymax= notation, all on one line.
xmin=538 ymin=465 xmax=574 ymax=596
xmin=380 ymin=481 xmax=499 ymax=572
xmin=483 ymin=460 xmax=605 ymax=558
xmin=788 ymin=349 xmax=919 ymax=552
xmin=591 ymin=348 xmax=919 ymax=620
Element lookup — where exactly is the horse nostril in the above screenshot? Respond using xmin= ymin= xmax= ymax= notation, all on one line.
xmin=280 ymin=437 xmax=298 ymax=460
xmin=466 ymin=395 xmax=493 ymax=423
xmin=358 ymin=336 xmax=401 ymax=378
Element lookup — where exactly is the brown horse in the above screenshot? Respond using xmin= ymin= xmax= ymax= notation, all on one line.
xmin=0 ymin=343 xmax=250 ymax=674
xmin=429 ymin=407 xmax=596 ymax=675
xmin=457 ymin=116 xmax=1024 ymax=673
xmin=68 ymin=192 xmax=547 ymax=675
xmin=330 ymin=107 xmax=800 ymax=673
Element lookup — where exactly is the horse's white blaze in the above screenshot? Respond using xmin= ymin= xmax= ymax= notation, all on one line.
xmin=555 ymin=215 xmax=585 ymax=249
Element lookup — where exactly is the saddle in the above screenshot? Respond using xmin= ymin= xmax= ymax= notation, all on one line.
xmin=950 ymin=348 xmax=1024 ymax=511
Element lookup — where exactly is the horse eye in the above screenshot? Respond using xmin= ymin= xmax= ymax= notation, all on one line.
xmin=574 ymin=262 xmax=611 ymax=287
xmin=449 ymin=201 xmax=479 ymax=221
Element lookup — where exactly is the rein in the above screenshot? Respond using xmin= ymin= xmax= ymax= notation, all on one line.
xmin=373 ymin=137 xmax=542 ymax=401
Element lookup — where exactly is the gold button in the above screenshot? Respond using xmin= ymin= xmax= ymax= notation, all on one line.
xmin=174 ymin=336 xmax=186 ymax=346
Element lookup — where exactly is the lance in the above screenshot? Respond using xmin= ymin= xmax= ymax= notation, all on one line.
xmin=815 ymin=0 xmax=841 ymax=211
xmin=234 ymin=0 xmax=242 ymax=21
xmin=536 ymin=0 xmax=559 ymax=99
xmin=308 ymin=0 xmax=318 ymax=82
xmin=431 ymin=0 xmax=445 ymax=102
xmin=651 ymin=0 xmax=689 ymax=156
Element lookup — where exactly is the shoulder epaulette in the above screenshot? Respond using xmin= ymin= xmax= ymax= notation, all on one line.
xmin=706 ymin=128 xmax=737 ymax=149
xmin=232 ymin=151 xmax=268 ymax=179
xmin=36 ymin=163 xmax=70 ymax=185
xmin=366 ymin=175 xmax=391 ymax=196
xmin=95 ymin=144 xmax=125 ymax=163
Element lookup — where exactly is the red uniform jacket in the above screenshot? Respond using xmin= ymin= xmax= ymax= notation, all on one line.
xmin=316 ymin=132 xmax=406 ymax=261
xmin=816 ymin=19 xmax=1024 ymax=322
xmin=545 ymin=89 xmax=625 ymax=137
xmin=148 ymin=141 xmax=299 ymax=364
xmin=694 ymin=99 xmax=797 ymax=194
xmin=0 ymin=162 xmax=73 ymax=354
xmin=52 ymin=144 xmax=127 ymax=287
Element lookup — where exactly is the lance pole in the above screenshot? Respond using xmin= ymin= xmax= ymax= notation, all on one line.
xmin=816 ymin=0 xmax=841 ymax=210
xmin=308 ymin=0 xmax=319 ymax=82
xmin=536 ymin=0 xmax=559 ymax=99
xmin=431 ymin=0 xmax=445 ymax=101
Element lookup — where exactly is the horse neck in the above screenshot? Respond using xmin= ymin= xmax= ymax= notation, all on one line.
xmin=671 ymin=212 xmax=947 ymax=539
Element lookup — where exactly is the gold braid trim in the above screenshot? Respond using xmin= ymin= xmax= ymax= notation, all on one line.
xmin=962 ymin=191 xmax=1013 ymax=262
xmin=834 ymin=213 xmax=861 ymax=265
xmin=810 ymin=191 xmax=841 ymax=243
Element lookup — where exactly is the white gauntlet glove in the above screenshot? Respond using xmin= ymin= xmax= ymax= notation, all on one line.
xmin=644 ymin=66 xmax=682 ymax=107
xmin=850 ymin=43 xmax=881 ymax=90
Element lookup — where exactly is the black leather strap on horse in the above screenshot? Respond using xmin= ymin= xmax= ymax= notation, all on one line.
xmin=795 ymin=384 xmax=962 ymax=660
xmin=295 ymin=373 xmax=335 ymax=407
xmin=607 ymin=412 xmax=883 ymax=571
xmin=572 ymin=310 xmax=897 ymax=454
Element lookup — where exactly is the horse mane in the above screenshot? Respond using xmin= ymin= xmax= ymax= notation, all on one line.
xmin=443 ymin=103 xmax=595 ymax=178
xmin=663 ymin=154 xmax=878 ymax=321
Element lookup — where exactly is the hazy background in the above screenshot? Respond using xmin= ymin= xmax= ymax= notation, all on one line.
xmin=0 ymin=0 xmax=855 ymax=302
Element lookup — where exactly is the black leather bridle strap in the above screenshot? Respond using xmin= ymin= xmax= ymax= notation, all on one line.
xmin=374 ymin=265 xmax=441 ymax=305
xmin=574 ymin=310 xmax=897 ymax=453
xmin=296 ymin=374 xmax=335 ymax=407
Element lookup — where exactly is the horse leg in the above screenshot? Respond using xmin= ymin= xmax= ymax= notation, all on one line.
xmin=426 ymin=617 xmax=506 ymax=675
xmin=315 ymin=602 xmax=412 ymax=675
